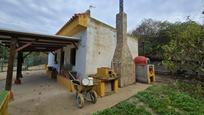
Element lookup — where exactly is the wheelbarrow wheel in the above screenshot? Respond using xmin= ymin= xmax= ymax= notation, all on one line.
xmin=89 ymin=90 xmax=97 ymax=104
xmin=76 ymin=94 xmax=84 ymax=108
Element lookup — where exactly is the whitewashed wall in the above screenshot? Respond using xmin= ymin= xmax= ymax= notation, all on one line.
xmin=53 ymin=30 xmax=87 ymax=79
xmin=127 ymin=35 xmax=138 ymax=59
xmin=84 ymin=18 xmax=138 ymax=76
xmin=51 ymin=17 xmax=138 ymax=79
xmin=72 ymin=30 xmax=87 ymax=78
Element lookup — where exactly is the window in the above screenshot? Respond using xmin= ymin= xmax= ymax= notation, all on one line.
xmin=70 ymin=48 xmax=76 ymax=66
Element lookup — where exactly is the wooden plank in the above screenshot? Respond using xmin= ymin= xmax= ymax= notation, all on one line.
xmin=2 ymin=41 xmax=67 ymax=48
xmin=24 ymin=44 xmax=64 ymax=47
xmin=0 ymin=29 xmax=79 ymax=42
xmin=16 ymin=42 xmax=32 ymax=52
xmin=5 ymin=38 xmax=17 ymax=90
xmin=22 ymin=49 xmax=55 ymax=52
xmin=19 ymin=42 xmax=69 ymax=46
xmin=72 ymin=42 xmax=78 ymax=49
xmin=22 ymin=48 xmax=59 ymax=51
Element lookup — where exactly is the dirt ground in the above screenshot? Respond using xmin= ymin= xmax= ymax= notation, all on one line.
xmin=0 ymin=70 xmax=150 ymax=115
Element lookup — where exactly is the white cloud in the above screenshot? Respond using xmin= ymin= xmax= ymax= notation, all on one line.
xmin=0 ymin=0 xmax=203 ymax=34
xmin=5 ymin=0 xmax=21 ymax=6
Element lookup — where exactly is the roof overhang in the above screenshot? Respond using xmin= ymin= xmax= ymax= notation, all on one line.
xmin=56 ymin=12 xmax=89 ymax=36
xmin=0 ymin=29 xmax=80 ymax=52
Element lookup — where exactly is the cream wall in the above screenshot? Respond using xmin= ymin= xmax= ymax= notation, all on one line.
xmin=51 ymin=17 xmax=138 ymax=79
xmin=85 ymin=18 xmax=117 ymax=76
xmin=84 ymin=18 xmax=138 ymax=76
xmin=54 ymin=30 xmax=87 ymax=79
xmin=72 ymin=30 xmax=87 ymax=78
xmin=127 ymin=35 xmax=138 ymax=59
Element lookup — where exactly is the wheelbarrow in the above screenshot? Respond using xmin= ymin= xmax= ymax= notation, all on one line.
xmin=68 ymin=72 xmax=97 ymax=108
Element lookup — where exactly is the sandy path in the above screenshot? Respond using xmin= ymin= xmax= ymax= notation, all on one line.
xmin=0 ymin=70 xmax=149 ymax=115
xmin=0 ymin=65 xmax=46 ymax=80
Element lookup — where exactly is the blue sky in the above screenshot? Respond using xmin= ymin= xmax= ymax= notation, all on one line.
xmin=0 ymin=0 xmax=203 ymax=34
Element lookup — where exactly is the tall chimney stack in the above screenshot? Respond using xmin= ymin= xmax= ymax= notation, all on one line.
xmin=119 ymin=0 xmax=124 ymax=13
xmin=112 ymin=0 xmax=135 ymax=87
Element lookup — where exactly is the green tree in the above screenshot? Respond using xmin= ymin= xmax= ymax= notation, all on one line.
xmin=162 ymin=21 xmax=204 ymax=74
xmin=132 ymin=19 xmax=204 ymax=76
xmin=0 ymin=46 xmax=8 ymax=59
xmin=0 ymin=46 xmax=8 ymax=71
xmin=131 ymin=19 xmax=171 ymax=59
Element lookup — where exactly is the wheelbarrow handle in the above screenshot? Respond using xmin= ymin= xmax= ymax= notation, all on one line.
xmin=68 ymin=71 xmax=77 ymax=81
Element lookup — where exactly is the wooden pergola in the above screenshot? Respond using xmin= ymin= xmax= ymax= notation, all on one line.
xmin=0 ymin=29 xmax=79 ymax=91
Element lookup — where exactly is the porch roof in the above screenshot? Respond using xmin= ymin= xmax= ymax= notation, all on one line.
xmin=0 ymin=29 xmax=79 ymax=52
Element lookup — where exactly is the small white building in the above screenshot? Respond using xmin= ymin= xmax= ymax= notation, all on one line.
xmin=48 ymin=11 xmax=138 ymax=79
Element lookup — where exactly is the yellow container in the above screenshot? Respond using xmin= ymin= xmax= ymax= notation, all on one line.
xmin=96 ymin=67 xmax=116 ymax=78
xmin=0 ymin=91 xmax=10 ymax=115
xmin=57 ymin=75 xmax=75 ymax=92
xmin=97 ymin=67 xmax=109 ymax=77
xmin=147 ymin=65 xmax=155 ymax=84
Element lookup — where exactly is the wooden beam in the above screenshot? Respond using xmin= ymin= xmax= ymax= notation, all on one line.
xmin=0 ymin=29 xmax=79 ymax=43
xmin=22 ymin=49 xmax=53 ymax=52
xmin=3 ymin=41 xmax=71 ymax=46
xmin=5 ymin=38 xmax=17 ymax=90
xmin=20 ymin=42 xmax=69 ymax=46
xmin=36 ymin=40 xmax=72 ymax=45
xmin=16 ymin=52 xmax=23 ymax=81
xmin=3 ymin=42 xmax=68 ymax=48
xmin=16 ymin=42 xmax=32 ymax=52
xmin=33 ymin=44 xmax=67 ymax=47
xmin=72 ymin=42 xmax=78 ymax=49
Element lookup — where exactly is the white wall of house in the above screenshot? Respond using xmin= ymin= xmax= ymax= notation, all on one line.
xmin=47 ymin=53 xmax=55 ymax=67
xmin=84 ymin=18 xmax=138 ymax=76
xmin=72 ymin=30 xmax=88 ymax=78
xmin=127 ymin=35 xmax=138 ymax=59
xmin=85 ymin=18 xmax=116 ymax=76
xmin=48 ymin=30 xmax=87 ymax=79
xmin=61 ymin=30 xmax=88 ymax=79
xmin=49 ymin=17 xmax=138 ymax=79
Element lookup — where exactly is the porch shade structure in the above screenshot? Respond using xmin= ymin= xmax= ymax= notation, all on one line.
xmin=0 ymin=29 xmax=79 ymax=91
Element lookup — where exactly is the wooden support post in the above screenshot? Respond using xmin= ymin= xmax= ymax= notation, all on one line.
xmin=15 ymin=51 xmax=23 ymax=84
xmin=59 ymin=48 xmax=64 ymax=73
xmin=5 ymin=38 xmax=17 ymax=90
